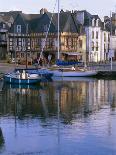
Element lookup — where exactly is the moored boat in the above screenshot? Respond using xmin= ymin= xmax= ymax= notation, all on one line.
xmin=4 ymin=70 xmax=41 ymax=84
xmin=15 ymin=68 xmax=53 ymax=79
xmin=49 ymin=67 xmax=98 ymax=77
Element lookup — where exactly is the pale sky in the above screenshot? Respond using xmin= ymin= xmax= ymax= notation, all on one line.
xmin=1 ymin=0 xmax=116 ymax=19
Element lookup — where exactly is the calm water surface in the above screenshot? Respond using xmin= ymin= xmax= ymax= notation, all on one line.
xmin=0 ymin=78 xmax=116 ymax=155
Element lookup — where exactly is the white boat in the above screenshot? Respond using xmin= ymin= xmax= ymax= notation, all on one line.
xmin=4 ymin=70 xmax=41 ymax=84
xmin=50 ymin=66 xmax=97 ymax=77
xmin=46 ymin=0 xmax=97 ymax=77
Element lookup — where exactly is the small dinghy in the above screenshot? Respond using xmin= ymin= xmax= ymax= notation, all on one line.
xmin=4 ymin=70 xmax=41 ymax=84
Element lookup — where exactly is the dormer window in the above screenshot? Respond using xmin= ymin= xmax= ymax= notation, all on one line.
xmin=92 ymin=18 xmax=95 ymax=26
xmin=96 ymin=19 xmax=99 ymax=27
xmin=17 ymin=25 xmax=21 ymax=33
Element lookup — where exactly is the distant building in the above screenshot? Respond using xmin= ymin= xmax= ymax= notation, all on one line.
xmin=105 ymin=12 xmax=116 ymax=60
xmin=0 ymin=11 xmax=21 ymax=60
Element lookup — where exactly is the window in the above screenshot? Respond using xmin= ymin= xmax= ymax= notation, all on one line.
xmin=92 ymin=19 xmax=95 ymax=26
xmin=108 ymin=34 xmax=110 ymax=42
xmin=79 ymin=39 xmax=82 ymax=48
xmin=96 ymin=31 xmax=98 ymax=39
xmin=66 ymin=38 xmax=69 ymax=47
xmin=10 ymin=42 xmax=12 ymax=46
xmin=96 ymin=19 xmax=99 ymax=27
xmin=96 ymin=42 xmax=98 ymax=51
xmin=22 ymin=38 xmax=25 ymax=46
xmin=17 ymin=25 xmax=21 ymax=33
xmin=21 ymin=53 xmax=24 ymax=58
xmin=104 ymin=33 xmax=106 ymax=42
xmin=92 ymin=31 xmax=94 ymax=39
xmin=43 ymin=25 xmax=48 ymax=32
xmin=104 ymin=44 xmax=106 ymax=52
xmin=92 ymin=41 xmax=94 ymax=51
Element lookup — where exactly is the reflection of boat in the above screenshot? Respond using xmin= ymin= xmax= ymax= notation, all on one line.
xmin=52 ymin=76 xmax=96 ymax=82
xmin=4 ymin=70 xmax=41 ymax=84
xmin=4 ymin=82 xmax=42 ymax=90
xmin=0 ymin=80 xmax=4 ymax=91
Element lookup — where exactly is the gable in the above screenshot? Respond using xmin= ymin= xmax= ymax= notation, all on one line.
xmin=33 ymin=13 xmax=56 ymax=33
xmin=9 ymin=14 xmax=27 ymax=33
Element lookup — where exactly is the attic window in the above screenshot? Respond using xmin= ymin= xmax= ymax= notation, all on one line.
xmin=92 ymin=19 xmax=95 ymax=26
xmin=17 ymin=25 xmax=21 ymax=33
xmin=96 ymin=19 xmax=99 ymax=27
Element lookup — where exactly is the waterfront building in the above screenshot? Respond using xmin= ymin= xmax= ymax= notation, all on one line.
xmin=0 ymin=9 xmax=113 ymax=63
xmin=0 ymin=11 xmax=22 ymax=60
xmin=74 ymin=10 xmax=110 ymax=62
xmin=104 ymin=12 xmax=116 ymax=60
xmin=7 ymin=9 xmax=86 ymax=64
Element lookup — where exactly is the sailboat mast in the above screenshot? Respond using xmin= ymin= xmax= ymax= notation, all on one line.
xmin=58 ymin=0 xmax=60 ymax=59
xmin=110 ymin=11 xmax=113 ymax=70
xmin=26 ymin=24 xmax=28 ymax=69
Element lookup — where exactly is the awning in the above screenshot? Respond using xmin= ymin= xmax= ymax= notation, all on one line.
xmin=61 ymin=52 xmax=82 ymax=56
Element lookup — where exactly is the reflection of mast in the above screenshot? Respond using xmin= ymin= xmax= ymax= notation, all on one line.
xmin=57 ymin=0 xmax=61 ymax=145
xmin=39 ymin=90 xmax=48 ymax=117
xmin=56 ymin=87 xmax=60 ymax=155
xmin=0 ymin=127 xmax=5 ymax=147
xmin=26 ymin=24 xmax=28 ymax=69
xmin=13 ymin=24 xmax=17 ymax=67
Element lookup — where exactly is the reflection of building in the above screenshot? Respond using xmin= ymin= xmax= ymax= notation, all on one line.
xmin=0 ymin=127 xmax=4 ymax=148
xmin=0 ymin=80 xmax=116 ymax=123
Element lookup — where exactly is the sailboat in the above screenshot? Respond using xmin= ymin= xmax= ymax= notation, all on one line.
xmin=49 ymin=0 xmax=98 ymax=77
xmin=4 ymin=70 xmax=41 ymax=84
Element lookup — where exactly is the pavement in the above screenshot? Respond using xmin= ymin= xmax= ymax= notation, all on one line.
xmin=0 ymin=63 xmax=36 ymax=74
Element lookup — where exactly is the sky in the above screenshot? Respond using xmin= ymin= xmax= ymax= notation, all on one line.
xmin=0 ymin=0 xmax=116 ymax=19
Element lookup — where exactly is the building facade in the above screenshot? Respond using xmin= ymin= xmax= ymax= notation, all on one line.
xmin=7 ymin=10 xmax=86 ymax=64
xmin=74 ymin=10 xmax=110 ymax=62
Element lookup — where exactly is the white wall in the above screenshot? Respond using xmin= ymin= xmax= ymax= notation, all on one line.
xmin=110 ymin=35 xmax=116 ymax=50
xmin=85 ymin=26 xmax=109 ymax=62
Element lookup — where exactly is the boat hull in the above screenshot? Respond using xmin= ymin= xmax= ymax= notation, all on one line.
xmin=4 ymin=76 xmax=40 ymax=84
xmin=4 ymin=73 xmax=41 ymax=84
xmin=52 ymin=70 xmax=97 ymax=77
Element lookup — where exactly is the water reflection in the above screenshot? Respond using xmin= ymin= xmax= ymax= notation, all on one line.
xmin=0 ymin=78 xmax=116 ymax=121
xmin=0 ymin=128 xmax=4 ymax=149
xmin=0 ymin=78 xmax=115 ymax=155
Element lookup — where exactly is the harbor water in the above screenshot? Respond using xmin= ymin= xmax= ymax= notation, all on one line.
xmin=0 ymin=77 xmax=116 ymax=155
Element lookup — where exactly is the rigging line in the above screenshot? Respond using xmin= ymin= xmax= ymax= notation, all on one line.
xmin=38 ymin=0 xmax=58 ymax=64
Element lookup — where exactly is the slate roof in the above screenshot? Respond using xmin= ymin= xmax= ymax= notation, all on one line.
xmin=32 ymin=11 xmax=81 ymax=33
xmin=10 ymin=11 xmax=81 ymax=34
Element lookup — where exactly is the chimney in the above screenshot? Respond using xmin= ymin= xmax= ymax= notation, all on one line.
xmin=40 ymin=8 xmax=48 ymax=14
